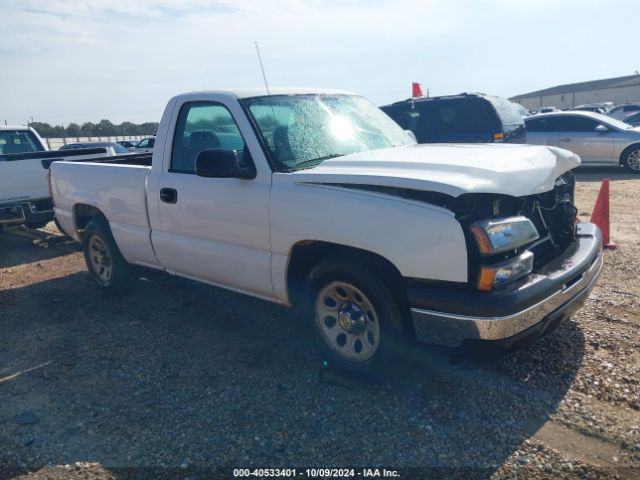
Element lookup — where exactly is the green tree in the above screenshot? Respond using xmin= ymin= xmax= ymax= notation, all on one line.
xmin=51 ymin=125 xmax=66 ymax=137
xmin=30 ymin=122 xmax=54 ymax=137
xmin=66 ymin=123 xmax=81 ymax=137
xmin=95 ymin=119 xmax=116 ymax=136
xmin=118 ymin=121 xmax=138 ymax=135
xmin=80 ymin=122 xmax=96 ymax=136
xmin=139 ymin=122 xmax=159 ymax=135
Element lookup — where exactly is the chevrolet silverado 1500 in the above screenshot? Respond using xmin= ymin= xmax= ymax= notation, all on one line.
xmin=50 ymin=89 xmax=603 ymax=376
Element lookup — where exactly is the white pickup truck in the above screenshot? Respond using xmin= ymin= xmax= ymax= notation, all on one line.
xmin=50 ymin=88 xmax=603 ymax=376
xmin=0 ymin=126 xmax=125 ymax=231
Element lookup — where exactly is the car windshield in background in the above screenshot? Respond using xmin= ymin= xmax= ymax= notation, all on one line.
xmin=600 ymin=114 xmax=637 ymax=130
xmin=0 ymin=130 xmax=45 ymax=154
xmin=243 ymin=94 xmax=415 ymax=171
xmin=486 ymin=96 xmax=525 ymax=126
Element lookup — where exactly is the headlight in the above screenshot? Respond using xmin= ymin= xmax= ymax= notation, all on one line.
xmin=477 ymin=251 xmax=534 ymax=291
xmin=470 ymin=216 xmax=539 ymax=255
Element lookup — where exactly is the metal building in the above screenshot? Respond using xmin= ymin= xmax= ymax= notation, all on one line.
xmin=510 ymin=74 xmax=640 ymax=110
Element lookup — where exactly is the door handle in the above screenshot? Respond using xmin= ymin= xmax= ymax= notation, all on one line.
xmin=160 ymin=188 xmax=177 ymax=204
xmin=560 ymin=137 xmax=571 ymax=142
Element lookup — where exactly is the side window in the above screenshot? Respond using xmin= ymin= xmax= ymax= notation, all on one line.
xmin=171 ymin=102 xmax=246 ymax=174
xmin=556 ymin=116 xmax=599 ymax=132
xmin=525 ymin=118 xmax=546 ymax=132
xmin=543 ymin=117 xmax=568 ymax=132
xmin=137 ymin=139 xmax=149 ymax=148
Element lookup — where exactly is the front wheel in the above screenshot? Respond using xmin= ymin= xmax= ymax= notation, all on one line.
xmin=82 ymin=218 xmax=132 ymax=293
xmin=622 ymin=146 xmax=640 ymax=173
xmin=305 ymin=259 xmax=407 ymax=379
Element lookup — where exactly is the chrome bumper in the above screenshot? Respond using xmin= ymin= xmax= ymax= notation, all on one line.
xmin=411 ymin=227 xmax=603 ymax=348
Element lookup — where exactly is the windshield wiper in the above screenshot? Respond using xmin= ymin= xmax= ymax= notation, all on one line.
xmin=292 ymin=153 xmax=346 ymax=170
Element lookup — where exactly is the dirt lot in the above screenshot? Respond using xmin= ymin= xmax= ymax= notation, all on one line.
xmin=0 ymin=168 xmax=639 ymax=480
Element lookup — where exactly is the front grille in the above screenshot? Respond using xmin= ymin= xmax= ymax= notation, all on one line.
xmin=523 ymin=173 xmax=577 ymax=269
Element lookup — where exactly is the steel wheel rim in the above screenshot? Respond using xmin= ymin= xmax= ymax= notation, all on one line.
xmin=627 ymin=150 xmax=640 ymax=171
xmin=315 ymin=281 xmax=381 ymax=363
xmin=88 ymin=235 xmax=112 ymax=283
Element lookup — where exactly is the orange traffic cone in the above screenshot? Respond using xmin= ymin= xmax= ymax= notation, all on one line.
xmin=590 ymin=179 xmax=616 ymax=250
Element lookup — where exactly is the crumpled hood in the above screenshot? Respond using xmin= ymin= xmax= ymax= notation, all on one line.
xmin=291 ymin=143 xmax=580 ymax=197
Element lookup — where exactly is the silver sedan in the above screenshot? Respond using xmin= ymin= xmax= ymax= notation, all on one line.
xmin=525 ymin=111 xmax=640 ymax=173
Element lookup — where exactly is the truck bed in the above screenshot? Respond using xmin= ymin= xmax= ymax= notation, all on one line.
xmin=51 ymin=160 xmax=158 ymax=268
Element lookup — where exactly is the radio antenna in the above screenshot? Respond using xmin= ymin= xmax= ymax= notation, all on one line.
xmin=255 ymin=41 xmax=271 ymax=96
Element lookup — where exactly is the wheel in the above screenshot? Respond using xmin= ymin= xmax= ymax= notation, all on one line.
xmin=305 ymin=258 xmax=407 ymax=379
xmin=622 ymin=145 xmax=640 ymax=173
xmin=82 ymin=217 xmax=132 ymax=293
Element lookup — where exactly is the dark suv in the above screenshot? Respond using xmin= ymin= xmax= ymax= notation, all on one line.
xmin=381 ymin=93 xmax=526 ymax=144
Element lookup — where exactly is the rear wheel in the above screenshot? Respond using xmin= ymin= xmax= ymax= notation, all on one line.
xmin=305 ymin=258 xmax=407 ymax=379
xmin=622 ymin=146 xmax=640 ymax=173
xmin=83 ymin=218 xmax=132 ymax=293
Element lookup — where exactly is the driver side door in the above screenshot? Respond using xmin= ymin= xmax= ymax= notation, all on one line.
xmin=148 ymin=100 xmax=274 ymax=300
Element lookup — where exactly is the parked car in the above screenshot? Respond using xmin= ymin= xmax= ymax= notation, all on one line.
xmin=380 ymin=93 xmax=526 ymax=144
xmin=60 ymin=142 xmax=131 ymax=154
xmin=607 ymin=103 xmax=640 ymax=120
xmin=117 ymin=140 xmax=137 ymax=149
xmin=622 ymin=111 xmax=640 ymax=127
xmin=0 ymin=131 xmax=118 ymax=231
xmin=131 ymin=136 xmax=155 ymax=153
xmin=538 ymin=106 xmax=561 ymax=114
xmin=49 ymin=88 xmax=602 ymax=376
xmin=525 ymin=111 xmax=640 ymax=172
xmin=573 ymin=104 xmax=607 ymax=114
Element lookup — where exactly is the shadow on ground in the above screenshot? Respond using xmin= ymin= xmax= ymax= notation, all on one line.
xmin=573 ymin=166 xmax=640 ymax=182
xmin=0 ymin=227 xmax=77 ymax=268
xmin=0 ymin=270 xmax=585 ymax=479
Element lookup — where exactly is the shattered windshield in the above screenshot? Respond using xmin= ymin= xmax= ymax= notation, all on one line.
xmin=243 ymin=94 xmax=415 ymax=171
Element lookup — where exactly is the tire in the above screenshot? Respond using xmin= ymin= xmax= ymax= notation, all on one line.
xmin=621 ymin=145 xmax=640 ymax=173
xmin=304 ymin=258 xmax=407 ymax=380
xmin=82 ymin=217 xmax=132 ymax=293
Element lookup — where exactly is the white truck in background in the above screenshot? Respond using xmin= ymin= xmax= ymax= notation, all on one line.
xmin=0 ymin=126 xmax=128 ymax=231
xmin=50 ymin=89 xmax=603 ymax=377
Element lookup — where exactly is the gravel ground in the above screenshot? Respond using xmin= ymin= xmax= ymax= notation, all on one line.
xmin=0 ymin=167 xmax=638 ymax=480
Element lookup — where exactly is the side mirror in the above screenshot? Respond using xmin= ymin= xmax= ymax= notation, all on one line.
xmin=195 ymin=148 xmax=256 ymax=179
xmin=595 ymin=124 xmax=608 ymax=133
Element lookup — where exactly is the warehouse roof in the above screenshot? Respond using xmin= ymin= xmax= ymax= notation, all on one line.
xmin=510 ymin=74 xmax=640 ymax=100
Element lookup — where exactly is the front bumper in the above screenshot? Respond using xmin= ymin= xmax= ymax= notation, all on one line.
xmin=410 ymin=223 xmax=603 ymax=349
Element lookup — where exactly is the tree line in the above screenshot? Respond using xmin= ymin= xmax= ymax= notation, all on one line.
xmin=29 ymin=119 xmax=159 ymax=138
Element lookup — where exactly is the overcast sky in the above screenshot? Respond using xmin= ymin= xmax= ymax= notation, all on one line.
xmin=1 ymin=0 xmax=637 ymax=125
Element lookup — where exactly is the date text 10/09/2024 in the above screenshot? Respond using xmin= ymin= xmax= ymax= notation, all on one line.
xmin=232 ymin=468 xmax=401 ymax=478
